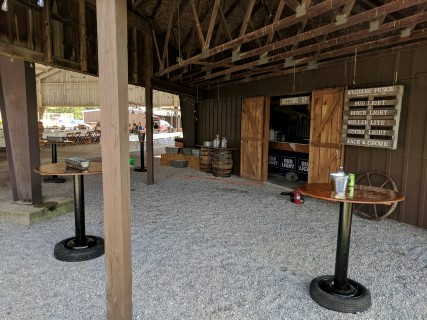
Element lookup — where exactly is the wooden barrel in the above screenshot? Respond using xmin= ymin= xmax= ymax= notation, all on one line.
xmin=199 ymin=147 xmax=212 ymax=173
xmin=212 ymin=149 xmax=233 ymax=177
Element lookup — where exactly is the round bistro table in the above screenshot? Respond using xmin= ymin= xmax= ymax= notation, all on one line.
xmin=35 ymin=162 xmax=104 ymax=262
xmin=298 ymin=183 xmax=404 ymax=313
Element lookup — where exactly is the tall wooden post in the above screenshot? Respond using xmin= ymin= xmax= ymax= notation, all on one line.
xmin=0 ymin=58 xmax=42 ymax=204
xmin=144 ymin=32 xmax=154 ymax=184
xmin=96 ymin=1 xmax=132 ymax=319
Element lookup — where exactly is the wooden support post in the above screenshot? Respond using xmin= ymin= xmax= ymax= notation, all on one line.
xmin=96 ymin=0 xmax=132 ymax=319
xmin=79 ymin=0 xmax=88 ymax=72
xmin=131 ymin=28 xmax=138 ymax=83
xmin=42 ymin=0 xmax=52 ymax=63
xmin=0 ymin=58 xmax=42 ymax=204
xmin=144 ymin=33 xmax=154 ymax=185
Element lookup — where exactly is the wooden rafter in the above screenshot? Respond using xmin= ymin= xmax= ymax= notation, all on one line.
xmin=309 ymin=0 xmax=353 ymax=54
xmin=204 ymin=0 xmax=221 ymax=49
xmin=234 ymin=0 xmax=256 ymax=53
xmin=152 ymin=30 xmax=162 ymax=67
xmin=265 ymin=0 xmax=286 ymax=46
xmin=156 ymin=0 xmax=350 ymax=77
xmin=132 ymin=0 xmax=144 ymax=11
xmin=290 ymin=0 xmax=312 ymax=51
xmin=190 ymin=0 xmax=205 ymax=47
xmin=201 ymin=39 xmax=427 ymax=89
xmin=219 ymin=4 xmax=233 ymax=42
xmin=150 ymin=0 xmax=163 ymax=19
xmin=286 ymin=0 xmax=301 ymax=12
xmin=187 ymin=0 xmax=426 ymax=83
xmin=191 ymin=9 xmax=427 ymax=86
xmin=161 ymin=5 xmax=176 ymax=70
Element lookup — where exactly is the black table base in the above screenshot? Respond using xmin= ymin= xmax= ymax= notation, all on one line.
xmin=54 ymin=175 xmax=104 ymax=262
xmin=45 ymin=143 xmax=65 ymax=183
xmin=310 ymin=275 xmax=371 ymax=313
xmin=310 ymin=202 xmax=371 ymax=313
xmin=54 ymin=235 xmax=104 ymax=262
xmin=134 ymin=133 xmax=147 ymax=172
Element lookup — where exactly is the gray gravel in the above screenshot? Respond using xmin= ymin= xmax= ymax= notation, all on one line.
xmin=0 ymin=154 xmax=426 ymax=320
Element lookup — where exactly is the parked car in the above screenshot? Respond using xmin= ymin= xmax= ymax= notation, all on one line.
xmin=154 ymin=119 xmax=172 ymax=132
xmin=56 ymin=119 xmax=92 ymax=130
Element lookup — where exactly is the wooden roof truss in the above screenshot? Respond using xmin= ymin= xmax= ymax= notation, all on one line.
xmin=0 ymin=0 xmax=426 ymax=94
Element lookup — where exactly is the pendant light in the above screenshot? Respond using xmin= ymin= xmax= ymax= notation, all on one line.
xmin=37 ymin=0 xmax=44 ymax=7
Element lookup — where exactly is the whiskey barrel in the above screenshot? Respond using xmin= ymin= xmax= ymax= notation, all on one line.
xmin=212 ymin=149 xmax=233 ymax=177
xmin=199 ymin=147 xmax=212 ymax=173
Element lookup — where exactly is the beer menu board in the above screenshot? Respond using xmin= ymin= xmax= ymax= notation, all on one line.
xmin=342 ymin=85 xmax=404 ymax=150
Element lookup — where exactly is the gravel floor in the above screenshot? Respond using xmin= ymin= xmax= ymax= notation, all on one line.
xmin=0 ymin=151 xmax=426 ymax=320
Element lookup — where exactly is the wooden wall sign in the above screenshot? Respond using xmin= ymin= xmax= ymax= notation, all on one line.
xmin=342 ymin=85 xmax=404 ymax=150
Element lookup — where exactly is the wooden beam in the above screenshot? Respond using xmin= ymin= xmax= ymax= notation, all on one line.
xmin=195 ymin=13 xmax=427 ymax=86
xmin=204 ymin=0 xmax=221 ymax=49
xmin=190 ymin=0 xmax=205 ymax=47
xmin=150 ymin=0 xmax=163 ymax=18
xmin=41 ymin=0 xmax=52 ymax=63
xmin=218 ymin=4 xmax=233 ymax=42
xmin=152 ymin=30 xmax=162 ymax=67
xmin=96 ymin=0 xmax=132 ymax=319
xmin=79 ymin=0 xmax=88 ymax=72
xmin=144 ymin=33 xmax=155 ymax=184
xmin=234 ymin=0 xmax=256 ymax=53
xmin=131 ymin=28 xmax=138 ymax=83
xmin=238 ymin=39 xmax=427 ymax=87
xmin=266 ymin=0 xmax=286 ymax=45
xmin=190 ymin=0 xmax=427 ymax=80
xmin=156 ymin=0 xmax=350 ymax=76
xmin=290 ymin=0 xmax=312 ymax=50
xmin=161 ymin=6 xmax=175 ymax=69
xmin=286 ymin=0 xmax=301 ymax=12
xmin=127 ymin=10 xmax=153 ymax=33
xmin=132 ymin=0 xmax=144 ymax=11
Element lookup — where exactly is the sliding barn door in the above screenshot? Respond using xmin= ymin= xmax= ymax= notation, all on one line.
xmin=308 ymin=88 xmax=345 ymax=183
xmin=240 ymin=97 xmax=270 ymax=182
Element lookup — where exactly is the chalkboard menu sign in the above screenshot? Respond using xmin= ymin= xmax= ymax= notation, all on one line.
xmin=342 ymin=85 xmax=404 ymax=150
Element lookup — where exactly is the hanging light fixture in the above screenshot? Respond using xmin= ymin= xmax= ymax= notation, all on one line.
xmin=1 ymin=0 xmax=8 ymax=12
xmin=37 ymin=0 xmax=44 ymax=7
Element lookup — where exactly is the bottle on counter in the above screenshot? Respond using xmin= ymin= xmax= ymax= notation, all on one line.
xmin=221 ymin=136 xmax=228 ymax=148
xmin=213 ymin=134 xmax=221 ymax=148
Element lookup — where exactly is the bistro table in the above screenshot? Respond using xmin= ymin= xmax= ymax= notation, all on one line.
xmin=35 ymin=162 xmax=104 ymax=262
xmin=298 ymin=183 xmax=404 ymax=313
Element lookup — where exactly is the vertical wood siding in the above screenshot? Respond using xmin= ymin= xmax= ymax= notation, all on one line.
xmin=200 ymin=46 xmax=427 ymax=229
xmin=198 ymin=96 xmax=242 ymax=175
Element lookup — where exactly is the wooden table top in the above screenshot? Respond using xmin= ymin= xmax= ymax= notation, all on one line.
xmin=299 ymin=183 xmax=405 ymax=205
xmin=35 ymin=161 xmax=102 ymax=176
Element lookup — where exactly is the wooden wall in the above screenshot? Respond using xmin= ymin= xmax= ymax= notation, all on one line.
xmin=200 ymin=46 xmax=427 ymax=229
xmin=196 ymin=95 xmax=242 ymax=175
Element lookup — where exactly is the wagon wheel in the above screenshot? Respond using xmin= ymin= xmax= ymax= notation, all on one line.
xmin=353 ymin=171 xmax=398 ymax=221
